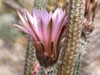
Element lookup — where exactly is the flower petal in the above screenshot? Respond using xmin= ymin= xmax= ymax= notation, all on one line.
xmin=17 ymin=10 xmax=39 ymax=41
xmin=53 ymin=8 xmax=60 ymax=19
xmin=51 ymin=10 xmax=66 ymax=41
xmin=13 ymin=24 xmax=29 ymax=33
xmin=25 ymin=9 xmax=39 ymax=35
xmin=17 ymin=11 xmax=29 ymax=30
xmin=46 ymin=18 xmax=53 ymax=43
xmin=41 ymin=8 xmax=49 ymax=26
xmin=33 ymin=8 xmax=40 ymax=20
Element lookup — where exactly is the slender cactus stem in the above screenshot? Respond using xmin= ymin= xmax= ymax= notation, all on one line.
xmin=58 ymin=0 xmax=85 ymax=75
xmin=24 ymin=36 xmax=37 ymax=75
xmin=24 ymin=0 xmax=47 ymax=75
xmin=73 ymin=0 xmax=98 ymax=74
xmin=73 ymin=53 xmax=82 ymax=75
xmin=33 ymin=0 xmax=47 ymax=10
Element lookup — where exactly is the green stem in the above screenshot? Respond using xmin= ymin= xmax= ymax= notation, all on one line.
xmin=33 ymin=0 xmax=47 ymax=10
xmin=24 ymin=0 xmax=47 ymax=75
xmin=24 ymin=36 xmax=37 ymax=75
xmin=73 ymin=53 xmax=82 ymax=75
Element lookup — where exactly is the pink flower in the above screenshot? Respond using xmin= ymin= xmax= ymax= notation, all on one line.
xmin=14 ymin=8 xmax=67 ymax=67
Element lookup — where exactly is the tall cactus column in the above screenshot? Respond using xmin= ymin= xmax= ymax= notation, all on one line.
xmin=24 ymin=39 xmax=37 ymax=75
xmin=24 ymin=0 xmax=47 ymax=75
xmin=58 ymin=0 xmax=85 ymax=75
xmin=73 ymin=0 xmax=98 ymax=75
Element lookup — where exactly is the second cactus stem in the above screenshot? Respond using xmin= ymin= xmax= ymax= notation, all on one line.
xmin=58 ymin=0 xmax=85 ymax=75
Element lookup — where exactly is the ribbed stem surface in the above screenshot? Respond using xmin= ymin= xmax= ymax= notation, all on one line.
xmin=24 ymin=0 xmax=47 ymax=75
xmin=33 ymin=0 xmax=47 ymax=10
xmin=24 ymin=38 xmax=37 ymax=75
xmin=58 ymin=0 xmax=85 ymax=75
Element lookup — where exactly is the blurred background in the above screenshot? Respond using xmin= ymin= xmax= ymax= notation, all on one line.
xmin=0 ymin=0 xmax=100 ymax=75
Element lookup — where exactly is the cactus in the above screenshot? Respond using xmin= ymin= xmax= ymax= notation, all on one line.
xmin=23 ymin=0 xmax=98 ymax=75
xmin=33 ymin=0 xmax=47 ymax=10
xmin=24 ymin=38 xmax=37 ymax=75
xmin=58 ymin=0 xmax=85 ymax=75
xmin=24 ymin=0 xmax=47 ymax=75
xmin=73 ymin=0 xmax=98 ymax=75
